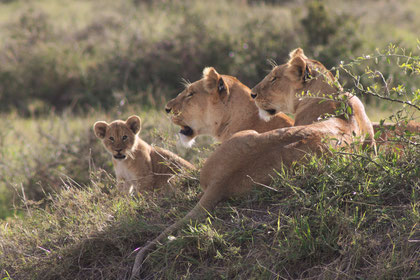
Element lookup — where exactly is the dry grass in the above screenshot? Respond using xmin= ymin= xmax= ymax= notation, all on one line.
xmin=0 ymin=143 xmax=418 ymax=279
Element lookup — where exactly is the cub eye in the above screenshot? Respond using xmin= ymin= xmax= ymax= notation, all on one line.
xmin=109 ymin=136 xmax=114 ymax=142
xmin=270 ymin=76 xmax=277 ymax=83
xmin=122 ymin=135 xmax=128 ymax=141
xmin=187 ymin=91 xmax=195 ymax=97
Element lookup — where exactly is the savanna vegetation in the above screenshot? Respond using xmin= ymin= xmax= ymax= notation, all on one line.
xmin=0 ymin=0 xmax=419 ymax=279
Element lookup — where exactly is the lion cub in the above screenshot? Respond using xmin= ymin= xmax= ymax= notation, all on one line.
xmin=93 ymin=115 xmax=195 ymax=193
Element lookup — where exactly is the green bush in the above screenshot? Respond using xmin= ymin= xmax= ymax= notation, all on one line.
xmin=301 ymin=0 xmax=362 ymax=68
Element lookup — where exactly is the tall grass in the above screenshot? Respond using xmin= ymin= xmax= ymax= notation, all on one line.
xmin=0 ymin=144 xmax=418 ymax=279
xmin=0 ymin=107 xmax=214 ymax=219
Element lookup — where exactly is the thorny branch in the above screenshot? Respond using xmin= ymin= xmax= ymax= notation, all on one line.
xmin=332 ymin=52 xmax=420 ymax=111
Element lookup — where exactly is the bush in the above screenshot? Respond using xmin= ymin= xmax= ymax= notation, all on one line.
xmin=301 ymin=0 xmax=362 ymax=68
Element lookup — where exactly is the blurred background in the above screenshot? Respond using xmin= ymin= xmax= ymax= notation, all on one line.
xmin=0 ymin=0 xmax=419 ymax=218
xmin=0 ymin=0 xmax=419 ymax=114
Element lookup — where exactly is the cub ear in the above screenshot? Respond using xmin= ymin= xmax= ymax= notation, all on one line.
xmin=203 ymin=66 xmax=229 ymax=101
xmin=126 ymin=115 xmax=141 ymax=135
xmin=93 ymin=121 xmax=108 ymax=139
xmin=285 ymin=55 xmax=309 ymax=82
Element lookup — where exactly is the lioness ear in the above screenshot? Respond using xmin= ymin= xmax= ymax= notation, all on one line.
xmin=126 ymin=115 xmax=141 ymax=135
xmin=218 ymin=78 xmax=225 ymax=92
xmin=285 ymin=55 xmax=310 ymax=82
xmin=93 ymin=121 xmax=108 ymax=139
xmin=289 ymin=48 xmax=308 ymax=60
xmin=203 ymin=66 xmax=229 ymax=101
xmin=203 ymin=67 xmax=219 ymax=90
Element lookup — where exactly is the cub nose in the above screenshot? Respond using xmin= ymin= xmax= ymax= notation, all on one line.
xmin=115 ymin=149 xmax=123 ymax=153
xmin=250 ymin=92 xmax=257 ymax=99
xmin=165 ymin=107 xmax=171 ymax=113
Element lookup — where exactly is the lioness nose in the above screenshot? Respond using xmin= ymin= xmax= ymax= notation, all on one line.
xmin=165 ymin=107 xmax=171 ymax=113
xmin=115 ymin=149 xmax=123 ymax=153
xmin=250 ymin=92 xmax=257 ymax=99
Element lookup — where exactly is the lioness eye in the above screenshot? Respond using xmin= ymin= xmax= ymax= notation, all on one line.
xmin=270 ymin=76 xmax=277 ymax=82
xmin=187 ymin=91 xmax=195 ymax=97
xmin=109 ymin=137 xmax=114 ymax=142
xmin=122 ymin=135 xmax=128 ymax=141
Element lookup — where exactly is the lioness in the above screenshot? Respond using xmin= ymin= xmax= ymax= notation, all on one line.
xmin=130 ymin=49 xmax=375 ymax=278
xmin=372 ymin=121 xmax=420 ymax=153
xmin=372 ymin=121 xmax=420 ymax=143
xmin=165 ymin=67 xmax=293 ymax=146
xmin=94 ymin=115 xmax=194 ymax=193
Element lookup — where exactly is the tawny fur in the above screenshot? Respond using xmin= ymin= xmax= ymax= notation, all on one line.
xmin=251 ymin=48 xmax=375 ymax=149
xmin=372 ymin=120 xmax=420 ymax=152
xmin=165 ymin=67 xmax=293 ymax=145
xmin=130 ymin=49 xmax=376 ymax=279
xmin=93 ymin=115 xmax=194 ymax=194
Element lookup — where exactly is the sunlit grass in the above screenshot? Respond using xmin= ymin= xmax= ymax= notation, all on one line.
xmin=0 ymin=138 xmax=418 ymax=279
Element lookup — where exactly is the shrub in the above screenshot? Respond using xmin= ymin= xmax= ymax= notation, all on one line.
xmin=301 ymin=0 xmax=362 ymax=68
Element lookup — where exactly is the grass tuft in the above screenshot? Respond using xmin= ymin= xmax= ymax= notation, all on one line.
xmin=1 ymin=143 xmax=418 ymax=279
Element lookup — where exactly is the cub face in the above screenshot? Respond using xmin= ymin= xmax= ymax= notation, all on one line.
xmin=165 ymin=67 xmax=229 ymax=147
xmin=93 ymin=115 xmax=141 ymax=161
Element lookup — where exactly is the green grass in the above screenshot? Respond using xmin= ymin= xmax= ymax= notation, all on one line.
xmin=0 ymin=106 xmax=215 ymax=219
xmin=0 ymin=139 xmax=418 ymax=279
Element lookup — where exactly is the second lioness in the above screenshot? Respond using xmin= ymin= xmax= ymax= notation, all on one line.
xmin=165 ymin=67 xmax=293 ymax=146
xmin=94 ymin=115 xmax=194 ymax=193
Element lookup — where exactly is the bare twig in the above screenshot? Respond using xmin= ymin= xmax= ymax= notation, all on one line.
xmin=362 ymin=89 xmax=420 ymax=111
xmin=336 ymin=53 xmax=420 ymax=111
xmin=246 ymin=175 xmax=279 ymax=193
xmin=21 ymin=183 xmax=32 ymax=218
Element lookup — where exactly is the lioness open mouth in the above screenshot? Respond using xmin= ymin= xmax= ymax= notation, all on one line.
xmin=113 ymin=154 xmax=126 ymax=160
xmin=265 ymin=109 xmax=277 ymax=115
xmin=180 ymin=126 xmax=194 ymax=136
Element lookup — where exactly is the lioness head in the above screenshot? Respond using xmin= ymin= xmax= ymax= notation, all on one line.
xmin=165 ymin=67 xmax=230 ymax=147
xmin=93 ymin=115 xmax=141 ymax=161
xmin=251 ymin=48 xmax=336 ymax=121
